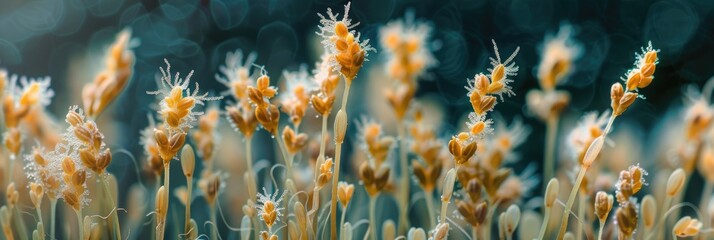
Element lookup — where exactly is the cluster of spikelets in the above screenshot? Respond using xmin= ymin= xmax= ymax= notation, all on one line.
xmin=3 ymin=2 xmax=714 ymax=240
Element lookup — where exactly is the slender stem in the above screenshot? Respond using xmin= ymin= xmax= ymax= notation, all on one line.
xmin=6 ymin=154 xmax=14 ymax=185
xmin=598 ymin=220 xmax=604 ymax=240
xmin=440 ymin=199 xmax=449 ymax=225
xmin=700 ymin=181 xmax=713 ymax=229
xmin=538 ymin=207 xmax=552 ymax=240
xmin=331 ymin=143 xmax=344 ymax=240
xmin=472 ymin=226 xmax=479 ymax=240
xmin=210 ymin=203 xmax=217 ymax=240
xmin=397 ymin=121 xmax=410 ymax=234
xmin=483 ymin=199 xmax=498 ymax=240
xmin=275 ymin=132 xmax=294 ymax=240
xmin=158 ymin=162 xmax=171 ymax=240
xmin=340 ymin=205 xmax=347 ymax=237
xmin=310 ymin=114 xmax=329 ymax=235
xmin=76 ymin=209 xmax=83 ymax=240
xmin=35 ymin=207 xmax=43 ymax=237
xmin=577 ymin=194 xmax=585 ymax=240
xmin=184 ymin=177 xmax=193 ymax=235
xmin=557 ymin=166 xmax=589 ymax=239
xmin=50 ymin=199 xmax=57 ymax=240
xmin=101 ymin=174 xmax=122 ymax=240
xmin=12 ymin=204 xmax=27 ymax=240
xmin=275 ymin=131 xmax=293 ymax=180
xmin=654 ymin=196 xmax=673 ymax=239
xmin=331 ymin=80 xmax=352 ymax=240
xmin=245 ymin=137 xmax=259 ymax=240
xmin=424 ymin=189 xmax=436 ymax=230
xmin=369 ymin=195 xmax=378 ymax=240
xmin=246 ymin=137 xmax=253 ymax=175
xmin=544 ymin=115 xmax=559 ymax=191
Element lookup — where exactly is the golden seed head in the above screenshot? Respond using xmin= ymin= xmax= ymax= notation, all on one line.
xmin=615 ymin=201 xmax=638 ymax=237
xmin=537 ymin=25 xmax=580 ymax=90
xmin=282 ymin=126 xmax=308 ymax=154
xmin=337 ymin=181 xmax=354 ymax=208
xmin=594 ymin=191 xmax=613 ymax=222
xmin=82 ymin=29 xmax=134 ymax=118
xmin=256 ymin=188 xmax=285 ymax=229
xmin=431 ymin=223 xmax=449 ymax=240
xmin=673 ymin=216 xmax=702 ymax=237
xmin=545 ymin=178 xmax=560 ymax=208
xmin=666 ymin=168 xmax=686 ymax=197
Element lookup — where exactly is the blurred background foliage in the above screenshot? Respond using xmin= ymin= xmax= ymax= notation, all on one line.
xmin=1 ymin=0 xmax=714 ymax=237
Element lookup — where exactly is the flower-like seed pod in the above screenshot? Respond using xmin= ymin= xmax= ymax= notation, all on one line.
xmin=456 ymin=200 xmax=488 ymax=227
xmin=282 ymin=126 xmax=308 ymax=154
xmin=615 ymin=201 xmax=638 ymax=238
xmin=337 ymin=181 xmax=354 ymax=208
xmin=594 ymin=191 xmax=613 ymax=222
xmin=317 ymin=158 xmax=334 ymax=189
xmin=673 ymin=216 xmax=702 ymax=237
xmin=359 ymin=162 xmax=390 ymax=197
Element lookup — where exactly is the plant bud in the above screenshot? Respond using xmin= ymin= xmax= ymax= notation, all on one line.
xmin=545 ymin=178 xmax=560 ymax=208
xmin=641 ymin=195 xmax=656 ymax=229
xmin=382 ymin=219 xmax=395 ymax=240
xmin=441 ymin=169 xmax=456 ymax=202
xmin=582 ymin=136 xmax=604 ymax=167
xmin=666 ymin=168 xmax=686 ymax=197
xmin=334 ymin=110 xmax=348 ymax=144
xmin=505 ymin=204 xmax=521 ymax=235
xmin=181 ymin=145 xmax=195 ymax=178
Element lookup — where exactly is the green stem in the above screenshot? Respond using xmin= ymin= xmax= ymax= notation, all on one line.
xmin=101 ymin=174 xmax=122 ymax=240
xmin=50 ymin=199 xmax=57 ymax=240
xmin=576 ymin=194 xmax=584 ymax=240
xmin=210 ymin=203 xmax=217 ymax=240
xmin=331 ymin=81 xmax=352 ymax=240
xmin=76 ymin=209 xmax=83 ymax=240
xmin=538 ymin=207 xmax=551 ymax=240
xmin=557 ymin=166 xmax=588 ymax=239
xmin=397 ymin=121 xmax=409 ymax=234
xmin=331 ymin=143 xmax=344 ymax=240
xmin=653 ymin=196 xmax=673 ymax=239
xmin=598 ymin=220 xmax=604 ymax=240
xmin=158 ymin=162 xmax=170 ymax=240
xmin=35 ymin=207 xmax=43 ymax=236
xmin=558 ymin=113 xmax=615 ymax=240
xmin=544 ymin=115 xmax=558 ymax=191
xmin=340 ymin=205 xmax=347 ymax=238
xmin=369 ymin=195 xmax=377 ymax=240
xmin=6 ymin=154 xmax=14 ymax=186
xmin=483 ymin=199 xmax=498 ymax=240
xmin=184 ymin=177 xmax=193 ymax=235
xmin=424 ymin=189 xmax=435 ymax=230
xmin=440 ymin=199 xmax=449 ymax=225
xmin=700 ymin=181 xmax=713 ymax=229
